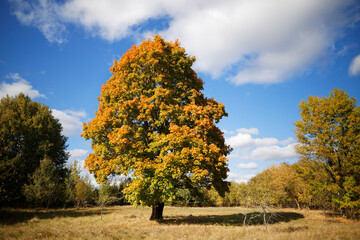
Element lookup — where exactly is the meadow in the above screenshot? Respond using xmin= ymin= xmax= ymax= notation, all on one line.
xmin=1 ymin=206 xmax=359 ymax=240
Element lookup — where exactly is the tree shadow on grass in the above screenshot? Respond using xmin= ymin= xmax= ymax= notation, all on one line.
xmin=0 ymin=208 xmax=112 ymax=225
xmin=160 ymin=211 xmax=304 ymax=226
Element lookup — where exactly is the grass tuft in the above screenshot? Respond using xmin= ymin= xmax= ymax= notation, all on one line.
xmin=28 ymin=216 xmax=40 ymax=223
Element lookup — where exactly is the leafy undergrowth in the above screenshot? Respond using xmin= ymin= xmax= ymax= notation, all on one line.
xmin=0 ymin=206 xmax=359 ymax=240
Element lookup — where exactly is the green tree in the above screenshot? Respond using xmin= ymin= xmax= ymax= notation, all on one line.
xmin=248 ymin=170 xmax=276 ymax=207
xmin=292 ymin=160 xmax=333 ymax=210
xmin=294 ymin=89 xmax=360 ymax=218
xmin=240 ymin=183 xmax=252 ymax=226
xmin=96 ymin=182 xmax=119 ymax=219
xmin=65 ymin=160 xmax=94 ymax=209
xmin=221 ymin=182 xmax=243 ymax=206
xmin=0 ymin=93 xmax=68 ymax=205
xmin=74 ymin=176 xmax=94 ymax=209
xmin=64 ymin=162 xmax=78 ymax=207
xmin=267 ymin=163 xmax=305 ymax=209
xmin=82 ymin=35 xmax=231 ymax=220
xmin=203 ymin=187 xmax=223 ymax=206
xmin=171 ymin=187 xmax=209 ymax=207
xmin=23 ymin=156 xmax=60 ymax=208
xmin=248 ymin=171 xmax=278 ymax=231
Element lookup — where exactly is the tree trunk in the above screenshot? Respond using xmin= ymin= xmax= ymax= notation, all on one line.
xmin=47 ymin=198 xmax=51 ymax=209
xmin=262 ymin=206 xmax=267 ymax=231
xmin=101 ymin=205 xmax=104 ymax=220
xmin=150 ymin=202 xmax=164 ymax=221
xmin=242 ymin=212 xmax=247 ymax=228
xmin=295 ymin=199 xmax=301 ymax=210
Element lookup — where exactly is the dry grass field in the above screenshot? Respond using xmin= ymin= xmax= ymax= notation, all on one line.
xmin=1 ymin=206 xmax=359 ymax=240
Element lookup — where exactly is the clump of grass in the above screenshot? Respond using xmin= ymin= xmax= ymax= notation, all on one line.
xmin=28 ymin=216 xmax=39 ymax=223
xmin=281 ymin=226 xmax=309 ymax=233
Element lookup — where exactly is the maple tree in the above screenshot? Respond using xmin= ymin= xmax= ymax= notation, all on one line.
xmin=82 ymin=35 xmax=231 ymax=220
xmin=294 ymin=89 xmax=360 ymax=218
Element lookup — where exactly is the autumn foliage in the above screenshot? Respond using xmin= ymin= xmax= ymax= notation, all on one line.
xmin=294 ymin=89 xmax=360 ymax=218
xmin=82 ymin=35 xmax=231 ymax=220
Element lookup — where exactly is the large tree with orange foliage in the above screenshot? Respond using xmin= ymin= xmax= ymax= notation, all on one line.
xmin=82 ymin=35 xmax=231 ymax=220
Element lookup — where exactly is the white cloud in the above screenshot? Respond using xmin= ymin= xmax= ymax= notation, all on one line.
xmin=238 ymin=162 xmax=258 ymax=169
xmin=349 ymin=54 xmax=360 ymax=76
xmin=61 ymin=0 xmax=171 ymax=41
xmin=9 ymin=0 xmax=66 ymax=44
xmin=226 ymin=132 xmax=279 ymax=149
xmin=0 ymin=73 xmax=46 ymax=99
xmin=280 ymin=137 xmax=296 ymax=145
xmin=63 ymin=110 xmax=87 ymax=118
xmin=227 ymin=172 xmax=255 ymax=183
xmin=162 ymin=0 xmax=355 ymax=83
xmin=236 ymin=128 xmax=259 ymax=135
xmin=248 ymin=143 xmax=297 ymax=161
xmin=226 ymin=128 xmax=297 ymax=161
xmin=221 ymin=129 xmax=230 ymax=134
xmin=9 ymin=0 xmax=358 ymax=84
xmin=68 ymin=149 xmax=88 ymax=159
xmin=51 ymin=109 xmax=86 ymax=136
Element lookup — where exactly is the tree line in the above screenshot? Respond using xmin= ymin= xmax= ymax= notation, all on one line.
xmin=170 ymin=89 xmax=360 ymax=219
xmin=22 ymin=157 xmax=127 ymax=210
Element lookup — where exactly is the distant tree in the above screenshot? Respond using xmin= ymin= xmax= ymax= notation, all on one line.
xmin=294 ymin=89 xmax=360 ymax=218
xmin=96 ymin=182 xmax=119 ymax=219
xmin=65 ymin=161 xmax=94 ymax=209
xmin=110 ymin=177 xmax=130 ymax=205
xmin=64 ymin=162 xmax=78 ymax=208
xmin=248 ymin=171 xmax=278 ymax=231
xmin=202 ymin=187 xmax=223 ymax=206
xmin=74 ymin=176 xmax=94 ymax=209
xmin=171 ymin=187 xmax=207 ymax=207
xmin=23 ymin=156 xmax=59 ymax=208
xmin=227 ymin=182 xmax=243 ymax=206
xmin=237 ymin=183 xmax=252 ymax=228
xmin=0 ymin=93 xmax=68 ymax=206
xmin=292 ymin=160 xmax=333 ymax=210
xmin=267 ymin=163 xmax=305 ymax=209
xmin=82 ymin=35 xmax=231 ymax=220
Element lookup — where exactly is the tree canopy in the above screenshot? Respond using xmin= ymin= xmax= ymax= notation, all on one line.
xmin=0 ymin=93 xmax=69 ymax=205
xmin=82 ymin=35 xmax=231 ymax=220
xmin=294 ymin=88 xmax=360 ymax=218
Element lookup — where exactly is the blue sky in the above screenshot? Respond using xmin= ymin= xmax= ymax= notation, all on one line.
xmin=1 ymin=0 xmax=360 ymax=183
